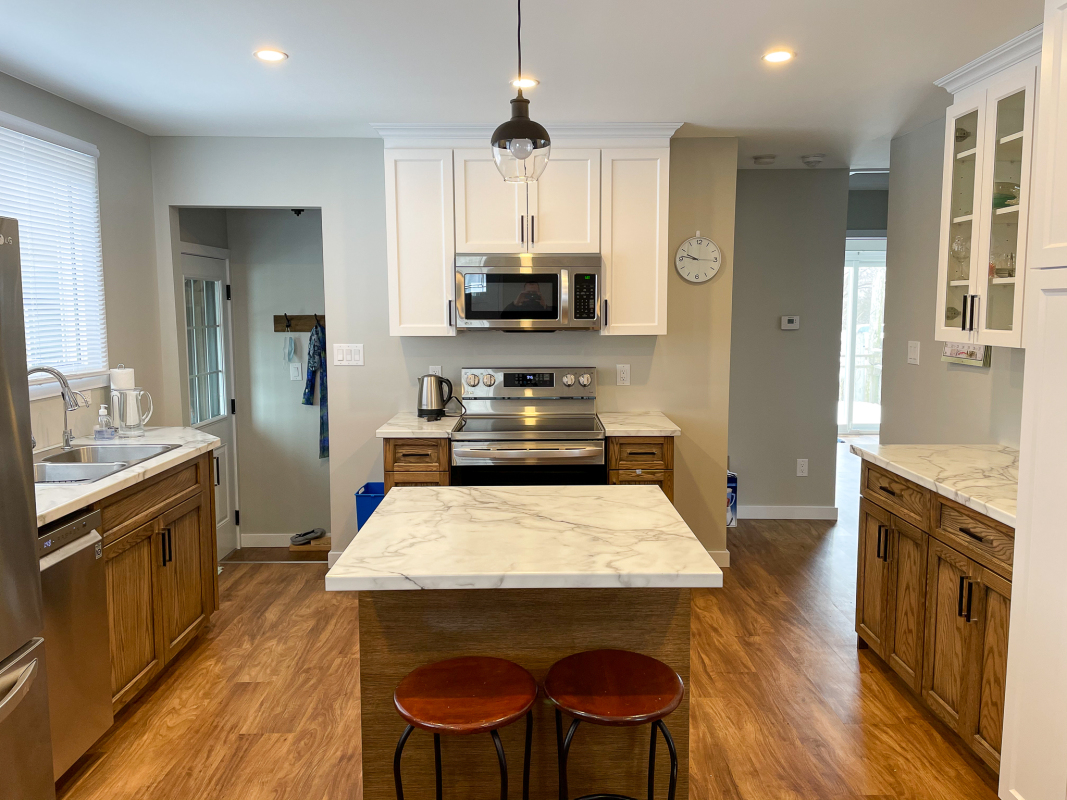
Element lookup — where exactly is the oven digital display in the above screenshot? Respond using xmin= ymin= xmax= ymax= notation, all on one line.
xmin=503 ymin=372 xmax=555 ymax=388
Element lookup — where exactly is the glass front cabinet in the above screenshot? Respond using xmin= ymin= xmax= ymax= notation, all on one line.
xmin=935 ymin=45 xmax=1041 ymax=349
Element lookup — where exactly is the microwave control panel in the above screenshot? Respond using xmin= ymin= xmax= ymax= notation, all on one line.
xmin=572 ymin=274 xmax=597 ymax=320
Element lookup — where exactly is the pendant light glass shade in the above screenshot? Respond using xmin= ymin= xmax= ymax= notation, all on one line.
xmin=491 ymin=91 xmax=551 ymax=182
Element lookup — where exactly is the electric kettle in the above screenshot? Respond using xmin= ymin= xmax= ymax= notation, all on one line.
xmin=417 ymin=374 xmax=453 ymax=421
xmin=110 ymin=387 xmax=153 ymax=438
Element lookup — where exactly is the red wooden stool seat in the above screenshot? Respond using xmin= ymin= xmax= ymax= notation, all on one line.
xmin=544 ymin=649 xmax=684 ymax=726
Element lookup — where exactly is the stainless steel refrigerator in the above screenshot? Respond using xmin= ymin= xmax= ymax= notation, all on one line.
xmin=0 ymin=216 xmax=57 ymax=799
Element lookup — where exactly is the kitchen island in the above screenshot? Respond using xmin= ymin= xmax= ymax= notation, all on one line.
xmin=326 ymin=484 xmax=721 ymax=800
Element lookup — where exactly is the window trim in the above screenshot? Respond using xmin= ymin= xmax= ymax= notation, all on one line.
xmin=0 ymin=109 xmax=99 ymax=158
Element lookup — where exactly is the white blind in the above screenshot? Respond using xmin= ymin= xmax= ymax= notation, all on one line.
xmin=0 ymin=121 xmax=107 ymax=379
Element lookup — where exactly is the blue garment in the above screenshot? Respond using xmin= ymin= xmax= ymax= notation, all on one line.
xmin=302 ymin=323 xmax=329 ymax=458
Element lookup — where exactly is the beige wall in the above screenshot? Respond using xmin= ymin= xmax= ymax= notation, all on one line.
xmin=178 ymin=208 xmax=229 ymax=249
xmin=0 ymin=72 xmax=162 ymax=449
xmin=226 ymin=209 xmax=331 ymax=538
xmin=880 ymin=118 xmax=1025 ymax=447
xmin=728 ymin=169 xmax=850 ymax=514
xmin=149 ymin=136 xmax=738 ymax=562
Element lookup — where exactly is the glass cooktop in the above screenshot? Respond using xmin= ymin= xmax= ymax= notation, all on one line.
xmin=452 ymin=415 xmax=604 ymax=441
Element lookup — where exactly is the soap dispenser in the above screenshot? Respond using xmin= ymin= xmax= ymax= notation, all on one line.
xmin=94 ymin=405 xmax=116 ymax=440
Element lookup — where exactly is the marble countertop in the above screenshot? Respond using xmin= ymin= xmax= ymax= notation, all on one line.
xmin=34 ymin=427 xmax=220 ymax=527
xmin=850 ymin=443 xmax=1018 ymax=527
xmin=598 ymin=412 xmax=681 ymax=437
xmin=326 ymin=485 xmax=722 ymax=591
xmin=377 ymin=411 xmax=461 ymax=438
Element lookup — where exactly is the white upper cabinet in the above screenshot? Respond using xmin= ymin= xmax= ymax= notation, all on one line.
xmin=600 ymin=148 xmax=670 ymax=335
xmin=454 ymin=149 xmax=526 ymax=253
xmin=934 ymin=31 xmax=1041 ymax=348
xmin=526 ymin=149 xmax=601 ymax=253
xmin=1029 ymin=7 xmax=1067 ymax=269
xmin=384 ymin=149 xmax=456 ymax=336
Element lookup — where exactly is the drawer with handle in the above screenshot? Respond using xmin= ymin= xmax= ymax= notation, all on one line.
xmin=936 ymin=500 xmax=1014 ymax=579
xmin=861 ymin=462 xmax=931 ymax=529
xmin=384 ymin=439 xmax=449 ymax=472
xmin=608 ymin=437 xmax=673 ymax=471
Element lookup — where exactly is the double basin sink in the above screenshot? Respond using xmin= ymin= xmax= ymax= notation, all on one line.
xmin=33 ymin=444 xmax=180 ymax=484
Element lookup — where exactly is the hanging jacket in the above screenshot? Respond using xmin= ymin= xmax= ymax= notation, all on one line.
xmin=302 ymin=322 xmax=329 ymax=458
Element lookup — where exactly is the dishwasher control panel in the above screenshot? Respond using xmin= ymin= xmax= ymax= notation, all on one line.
xmin=38 ymin=508 xmax=102 ymax=558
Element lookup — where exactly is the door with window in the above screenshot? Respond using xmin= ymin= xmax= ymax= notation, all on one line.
xmin=180 ymin=248 xmax=238 ymax=558
xmin=839 ymin=238 xmax=887 ymax=434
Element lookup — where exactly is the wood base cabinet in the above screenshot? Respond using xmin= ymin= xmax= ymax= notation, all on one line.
xmin=607 ymin=436 xmax=675 ymax=504
xmin=383 ymin=439 xmax=451 ymax=494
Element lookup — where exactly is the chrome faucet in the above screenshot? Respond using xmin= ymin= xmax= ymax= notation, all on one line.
xmin=28 ymin=366 xmax=89 ymax=450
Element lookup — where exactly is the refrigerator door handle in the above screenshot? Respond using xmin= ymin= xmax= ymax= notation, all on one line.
xmin=0 ymin=658 xmax=37 ymax=726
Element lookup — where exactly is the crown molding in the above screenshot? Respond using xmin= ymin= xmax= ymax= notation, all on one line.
xmin=935 ymin=25 xmax=1043 ymax=96
xmin=372 ymin=122 xmax=683 ymax=149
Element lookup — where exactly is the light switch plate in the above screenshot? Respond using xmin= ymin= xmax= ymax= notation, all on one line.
xmin=333 ymin=344 xmax=364 ymax=366
xmin=781 ymin=315 xmax=800 ymax=330
xmin=908 ymin=341 xmax=920 ymax=365
xmin=617 ymin=364 xmax=630 ymax=385
xmin=289 ymin=363 xmax=302 ymax=381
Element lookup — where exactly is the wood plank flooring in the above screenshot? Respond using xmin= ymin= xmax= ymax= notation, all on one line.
xmin=59 ymin=502 xmax=999 ymax=798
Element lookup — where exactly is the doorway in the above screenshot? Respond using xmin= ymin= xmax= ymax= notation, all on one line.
xmin=838 ymin=238 xmax=887 ymax=434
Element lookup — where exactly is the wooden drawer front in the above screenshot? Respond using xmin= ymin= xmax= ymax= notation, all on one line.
xmin=937 ymin=502 xmax=1014 ymax=579
xmin=608 ymin=470 xmax=674 ymax=503
xmin=862 ymin=462 xmax=930 ymax=529
xmin=100 ymin=462 xmax=201 ymax=546
xmin=385 ymin=471 xmax=450 ymax=493
xmin=608 ymin=437 xmax=673 ymax=471
xmin=385 ymin=439 xmax=448 ymax=472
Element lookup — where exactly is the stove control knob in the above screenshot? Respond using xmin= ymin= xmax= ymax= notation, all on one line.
xmin=482 ymin=374 xmax=496 ymax=387
xmin=578 ymin=373 xmax=593 ymax=387
xmin=562 ymin=373 xmax=576 ymax=387
xmin=465 ymin=374 xmax=481 ymax=387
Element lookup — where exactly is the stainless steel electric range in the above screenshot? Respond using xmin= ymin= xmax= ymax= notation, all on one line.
xmin=451 ymin=367 xmax=606 ymax=486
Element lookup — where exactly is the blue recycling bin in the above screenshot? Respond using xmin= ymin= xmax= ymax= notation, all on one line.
xmin=355 ymin=482 xmax=386 ymax=531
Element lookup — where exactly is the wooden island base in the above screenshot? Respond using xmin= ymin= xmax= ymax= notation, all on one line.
xmin=358 ymin=588 xmax=692 ymax=800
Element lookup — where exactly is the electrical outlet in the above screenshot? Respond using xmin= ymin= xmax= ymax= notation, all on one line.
xmin=333 ymin=344 xmax=364 ymax=366
xmin=616 ymin=364 xmax=630 ymax=385
xmin=908 ymin=341 xmax=920 ymax=365
xmin=797 ymin=458 xmax=809 ymax=477
xmin=428 ymin=366 xmax=442 ymax=376
xmin=289 ymin=363 xmax=302 ymax=381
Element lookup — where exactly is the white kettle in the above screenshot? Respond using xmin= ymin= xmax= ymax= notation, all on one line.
xmin=110 ymin=388 xmax=153 ymax=438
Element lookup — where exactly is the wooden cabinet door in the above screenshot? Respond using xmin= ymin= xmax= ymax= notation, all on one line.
xmin=922 ymin=539 xmax=977 ymax=732
xmin=965 ymin=567 xmax=1011 ymax=771
xmin=856 ymin=499 xmax=892 ymax=657
xmin=1028 ymin=6 xmax=1067 ymax=269
xmin=884 ymin=517 xmax=929 ymax=693
xmin=105 ymin=519 xmax=165 ymax=713
xmin=384 ymin=149 xmax=456 ymax=336
xmin=453 ymin=149 xmax=527 ymax=253
xmin=600 ymin=148 xmax=670 ymax=335
xmin=608 ymin=469 xmax=674 ymax=504
xmin=158 ymin=495 xmax=209 ymax=664
xmin=527 ymin=149 xmax=601 ymax=253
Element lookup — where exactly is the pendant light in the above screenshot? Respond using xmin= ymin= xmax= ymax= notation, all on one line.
xmin=491 ymin=0 xmax=551 ymax=182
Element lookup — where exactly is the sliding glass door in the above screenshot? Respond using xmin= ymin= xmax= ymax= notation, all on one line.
xmin=839 ymin=239 xmax=887 ymax=434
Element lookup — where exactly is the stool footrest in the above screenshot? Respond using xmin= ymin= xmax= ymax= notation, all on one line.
xmin=575 ymin=795 xmax=638 ymax=800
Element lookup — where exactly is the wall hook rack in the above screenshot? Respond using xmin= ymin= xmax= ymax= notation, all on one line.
xmin=273 ymin=314 xmax=325 ymax=332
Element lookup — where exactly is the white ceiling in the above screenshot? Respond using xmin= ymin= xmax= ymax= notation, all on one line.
xmin=0 ymin=0 xmax=1043 ymax=169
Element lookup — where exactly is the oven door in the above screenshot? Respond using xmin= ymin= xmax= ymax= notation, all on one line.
xmin=456 ymin=266 xmax=565 ymax=330
xmin=452 ymin=440 xmax=605 ymax=466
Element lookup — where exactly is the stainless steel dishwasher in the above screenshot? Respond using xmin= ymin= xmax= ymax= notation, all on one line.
xmin=38 ymin=509 xmax=113 ymax=779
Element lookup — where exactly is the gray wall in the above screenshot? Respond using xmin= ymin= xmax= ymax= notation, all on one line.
xmin=848 ymin=190 xmax=889 ymax=233
xmin=178 ymin=208 xmax=228 ymax=249
xmin=728 ymin=169 xmax=850 ymax=512
xmin=0 ymin=72 xmax=161 ymax=449
xmin=226 ymin=209 xmax=331 ymax=537
xmin=880 ymin=119 xmax=1025 ymax=447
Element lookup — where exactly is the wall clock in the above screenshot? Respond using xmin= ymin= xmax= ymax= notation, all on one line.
xmin=675 ymin=234 xmax=721 ymax=284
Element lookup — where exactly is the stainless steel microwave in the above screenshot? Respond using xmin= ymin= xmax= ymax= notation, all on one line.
xmin=454 ymin=254 xmax=602 ymax=331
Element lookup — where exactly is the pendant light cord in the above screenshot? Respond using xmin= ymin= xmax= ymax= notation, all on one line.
xmin=517 ymin=0 xmax=522 ymax=83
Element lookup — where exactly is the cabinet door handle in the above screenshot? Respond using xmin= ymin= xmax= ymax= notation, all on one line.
xmin=520 ymin=215 xmax=524 ymax=245
xmin=530 ymin=215 xmax=535 ymax=245
xmin=965 ymin=580 xmax=976 ymax=623
xmin=882 ymin=528 xmax=891 ymax=562
xmin=958 ymin=526 xmax=984 ymax=543
xmin=214 ymin=456 xmax=221 ymax=486
xmin=957 ymin=575 xmax=968 ymax=617
xmin=448 ymin=299 xmax=454 ymax=327
xmin=603 ymin=299 xmax=608 ymax=329
xmin=160 ymin=529 xmax=168 ymax=567
xmin=969 ymin=295 xmax=979 ymax=332
xmin=400 ymin=452 xmax=429 ymax=458
xmin=167 ymin=528 xmax=173 ymax=565
xmin=960 ymin=294 xmax=969 ymax=332
xmin=878 ymin=485 xmax=897 ymax=497
xmin=628 ymin=451 xmax=658 ymax=456
xmin=876 ymin=525 xmax=884 ymax=560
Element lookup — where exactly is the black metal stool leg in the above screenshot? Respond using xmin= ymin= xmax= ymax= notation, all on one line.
xmin=647 ymin=723 xmax=657 ymax=800
xmin=434 ymin=733 xmax=443 ymax=800
xmin=393 ymin=724 xmax=415 ymax=800
xmin=656 ymin=720 xmax=679 ymax=800
xmin=491 ymin=729 xmax=508 ymax=800
xmin=523 ymin=711 xmax=533 ymax=800
xmin=555 ymin=710 xmax=581 ymax=800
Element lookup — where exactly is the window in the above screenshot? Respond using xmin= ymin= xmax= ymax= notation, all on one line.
xmin=839 ymin=238 xmax=887 ymax=434
xmin=184 ymin=278 xmax=226 ymax=424
xmin=0 ymin=113 xmax=107 ymax=381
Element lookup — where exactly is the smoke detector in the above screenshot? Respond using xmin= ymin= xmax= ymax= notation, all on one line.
xmin=800 ymin=154 xmax=826 ymax=168
xmin=752 ymin=154 xmax=777 ymax=166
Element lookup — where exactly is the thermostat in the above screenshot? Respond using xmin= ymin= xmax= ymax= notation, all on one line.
xmin=781 ymin=316 xmax=800 ymax=330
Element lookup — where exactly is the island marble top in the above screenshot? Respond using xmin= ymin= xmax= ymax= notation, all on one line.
xmin=325 ymin=484 xmax=723 ymax=591
xmin=34 ymin=427 xmax=220 ymax=527
xmin=850 ymin=443 xmax=1018 ymax=527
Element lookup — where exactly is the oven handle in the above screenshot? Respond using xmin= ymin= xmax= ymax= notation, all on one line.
xmin=453 ymin=446 xmax=603 ymax=459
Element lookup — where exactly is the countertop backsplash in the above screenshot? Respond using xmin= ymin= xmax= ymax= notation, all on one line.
xmin=29 ymin=386 xmax=110 ymax=452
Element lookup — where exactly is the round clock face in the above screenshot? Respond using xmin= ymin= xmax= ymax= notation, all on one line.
xmin=675 ymin=237 xmax=721 ymax=284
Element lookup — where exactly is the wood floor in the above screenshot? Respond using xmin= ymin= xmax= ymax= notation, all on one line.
xmin=59 ymin=484 xmax=999 ymax=798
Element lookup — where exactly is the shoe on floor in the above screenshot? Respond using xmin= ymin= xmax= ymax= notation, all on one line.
xmin=290 ymin=528 xmax=327 ymax=546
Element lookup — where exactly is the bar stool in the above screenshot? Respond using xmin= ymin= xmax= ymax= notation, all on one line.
xmin=544 ymin=649 xmax=683 ymax=800
xmin=393 ymin=656 xmax=537 ymax=800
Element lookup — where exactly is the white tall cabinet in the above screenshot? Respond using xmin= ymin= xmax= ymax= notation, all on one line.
xmin=1028 ymin=4 xmax=1067 ymax=269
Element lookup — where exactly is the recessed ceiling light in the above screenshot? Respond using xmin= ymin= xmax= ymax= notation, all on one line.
xmin=511 ymin=77 xmax=539 ymax=89
xmin=254 ymin=49 xmax=288 ymax=62
xmin=763 ymin=50 xmax=794 ymax=64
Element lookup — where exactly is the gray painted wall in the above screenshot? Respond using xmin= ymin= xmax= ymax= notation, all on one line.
xmin=178 ymin=208 xmax=228 ymax=249
xmin=848 ymin=190 xmax=889 ymax=232
xmin=728 ymin=169 xmax=850 ymax=512
xmin=880 ymin=118 xmax=1025 ymax=447
xmin=226 ymin=209 xmax=331 ymax=537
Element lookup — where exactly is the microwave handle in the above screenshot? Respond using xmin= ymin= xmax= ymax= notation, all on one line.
xmin=603 ymin=298 xmax=608 ymax=330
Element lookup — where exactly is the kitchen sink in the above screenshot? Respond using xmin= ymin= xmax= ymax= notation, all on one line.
xmin=34 ymin=462 xmax=129 ymax=484
xmin=41 ymin=444 xmax=179 ymax=465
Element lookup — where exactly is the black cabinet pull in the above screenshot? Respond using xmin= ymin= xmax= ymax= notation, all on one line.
xmin=876 ymin=525 xmax=884 ymax=561
xmin=960 ymin=294 xmax=969 ymax=332
xmin=969 ymin=295 xmax=979 ymax=332
xmin=448 ymin=299 xmax=454 ymax=327
xmin=957 ymin=575 xmax=968 ymax=617
xmin=530 ymin=215 xmax=535 ymax=244
xmin=215 ymin=456 xmax=221 ymax=486
xmin=160 ymin=530 xmax=167 ymax=567
xmin=520 ymin=215 xmax=524 ymax=244
xmin=958 ymin=526 xmax=984 ymax=542
xmin=400 ymin=453 xmax=428 ymax=458
xmin=965 ymin=580 xmax=975 ymax=623
xmin=878 ymin=485 xmax=897 ymax=497
xmin=603 ymin=299 xmax=608 ymax=328
xmin=629 ymin=451 xmax=658 ymax=456
xmin=161 ymin=528 xmax=172 ymax=565
xmin=882 ymin=529 xmax=891 ymax=562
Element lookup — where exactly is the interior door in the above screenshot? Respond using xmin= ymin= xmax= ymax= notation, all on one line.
xmin=527 ymin=149 xmax=601 ymax=253
xmin=453 ymin=149 xmax=527 ymax=253
xmin=158 ymin=496 xmax=207 ymax=664
xmin=180 ymin=249 xmax=238 ymax=558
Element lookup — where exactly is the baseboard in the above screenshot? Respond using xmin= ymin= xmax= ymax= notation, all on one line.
xmin=737 ymin=505 xmax=839 ymax=521
xmin=328 ymin=550 xmax=343 ymax=568
xmin=708 ymin=549 xmax=730 ymax=568
xmin=239 ymin=532 xmax=331 ymax=547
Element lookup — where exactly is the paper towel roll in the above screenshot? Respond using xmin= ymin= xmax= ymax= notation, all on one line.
xmin=110 ymin=366 xmax=135 ymax=389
